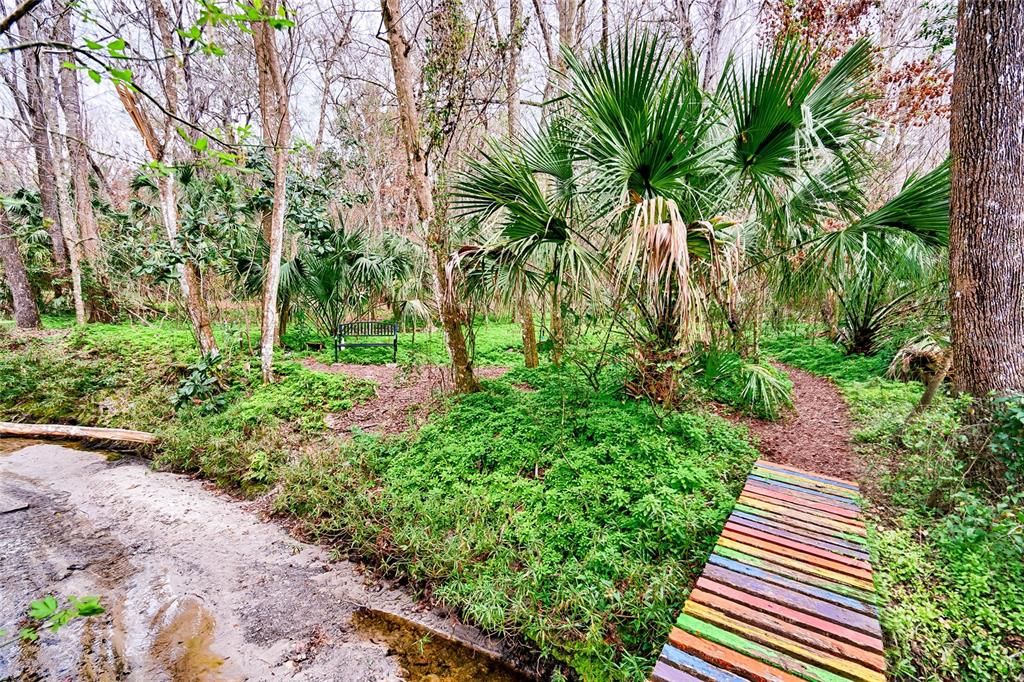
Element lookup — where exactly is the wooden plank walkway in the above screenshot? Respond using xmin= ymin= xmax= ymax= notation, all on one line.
xmin=651 ymin=460 xmax=885 ymax=682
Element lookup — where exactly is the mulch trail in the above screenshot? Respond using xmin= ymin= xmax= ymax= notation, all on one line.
xmin=302 ymin=360 xmax=508 ymax=437
xmin=740 ymin=364 xmax=865 ymax=483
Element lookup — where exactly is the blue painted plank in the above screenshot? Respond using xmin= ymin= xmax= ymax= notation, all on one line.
xmin=748 ymin=476 xmax=860 ymax=506
xmin=754 ymin=462 xmax=860 ymax=491
xmin=707 ymin=553 xmax=878 ymax=615
xmin=729 ymin=513 xmax=870 ymax=560
xmin=659 ymin=644 xmax=748 ymax=682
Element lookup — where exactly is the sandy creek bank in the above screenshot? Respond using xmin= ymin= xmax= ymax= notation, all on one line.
xmin=0 ymin=440 xmax=528 ymax=682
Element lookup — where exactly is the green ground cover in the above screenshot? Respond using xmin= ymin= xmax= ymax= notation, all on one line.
xmin=0 ymin=319 xmax=758 ymax=680
xmin=763 ymin=327 xmax=1024 ymax=682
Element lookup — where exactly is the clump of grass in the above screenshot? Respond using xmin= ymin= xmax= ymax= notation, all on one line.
xmin=276 ymin=366 xmax=758 ymax=679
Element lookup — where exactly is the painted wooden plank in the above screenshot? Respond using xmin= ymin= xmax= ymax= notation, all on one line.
xmin=708 ymin=553 xmax=879 ymax=615
xmin=737 ymin=497 xmax=868 ymax=536
xmin=748 ymin=475 xmax=862 ymax=506
xmin=694 ymin=579 xmax=884 ymax=652
xmin=740 ymin=490 xmax=867 ymax=529
xmin=724 ymin=522 xmax=872 ymax=571
xmin=745 ymin=482 xmax=863 ymax=519
xmin=703 ymin=562 xmax=881 ymax=635
xmin=751 ymin=468 xmax=860 ymax=500
xmin=733 ymin=504 xmax=868 ymax=546
xmin=712 ymin=547 xmax=880 ymax=608
xmin=729 ymin=514 xmax=871 ymax=561
xmin=674 ymin=614 xmax=855 ymax=682
xmin=684 ymin=601 xmax=886 ymax=681
xmin=746 ymin=479 xmax=861 ymax=512
xmin=741 ymin=489 xmax=866 ymax=528
xmin=717 ymin=537 xmax=876 ymax=591
xmin=721 ymin=527 xmax=873 ymax=579
xmin=659 ymin=643 xmax=750 ymax=682
xmin=652 ymin=659 xmax=704 ymax=682
xmin=668 ymin=628 xmax=807 ymax=682
xmin=755 ymin=461 xmax=860 ymax=490
xmin=731 ymin=509 xmax=868 ymax=552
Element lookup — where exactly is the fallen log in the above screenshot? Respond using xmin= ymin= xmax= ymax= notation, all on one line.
xmin=0 ymin=422 xmax=158 ymax=446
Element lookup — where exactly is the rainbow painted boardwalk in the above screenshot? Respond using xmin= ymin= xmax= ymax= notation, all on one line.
xmin=651 ymin=460 xmax=885 ymax=682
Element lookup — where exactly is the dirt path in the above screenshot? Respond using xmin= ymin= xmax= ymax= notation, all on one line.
xmin=741 ymin=365 xmax=864 ymax=482
xmin=302 ymin=361 xmax=508 ymax=436
xmin=0 ymin=442 xmax=527 ymax=681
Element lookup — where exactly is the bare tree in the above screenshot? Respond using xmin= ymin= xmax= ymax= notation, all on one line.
xmin=701 ymin=0 xmax=726 ymax=90
xmin=380 ymin=0 xmax=479 ymax=393
xmin=250 ymin=0 xmax=291 ymax=382
xmin=949 ymin=0 xmax=1024 ymax=411
xmin=0 ymin=207 xmax=40 ymax=328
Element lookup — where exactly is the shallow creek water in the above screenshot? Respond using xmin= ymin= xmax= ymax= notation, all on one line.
xmin=0 ymin=439 xmax=530 ymax=681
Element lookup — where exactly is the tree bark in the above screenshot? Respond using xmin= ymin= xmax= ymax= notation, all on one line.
xmin=949 ymin=0 xmax=1024 ymax=404
xmin=701 ymin=0 xmax=727 ymax=91
xmin=380 ymin=0 xmax=478 ymax=393
xmin=0 ymin=209 xmax=40 ymax=329
xmin=251 ymin=0 xmax=291 ymax=383
xmin=19 ymin=23 xmax=69 ymax=289
xmin=55 ymin=5 xmax=101 ymax=265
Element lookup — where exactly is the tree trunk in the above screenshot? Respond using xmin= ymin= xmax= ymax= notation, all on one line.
xmin=19 ymin=28 xmax=69 ymax=290
xmin=55 ymin=6 xmax=101 ymax=265
xmin=380 ymin=0 xmax=478 ymax=393
xmin=0 ymin=209 xmax=40 ymax=329
xmin=675 ymin=0 xmax=694 ymax=56
xmin=949 ymin=0 xmax=1024 ymax=405
xmin=519 ymin=292 xmax=539 ymax=368
xmin=701 ymin=0 xmax=727 ymax=91
xmin=252 ymin=0 xmax=291 ymax=383
xmin=550 ymin=279 xmax=564 ymax=365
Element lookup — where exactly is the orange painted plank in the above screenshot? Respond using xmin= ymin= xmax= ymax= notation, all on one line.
xmin=717 ymin=537 xmax=876 ymax=591
xmin=724 ymin=522 xmax=872 ymax=572
xmin=745 ymin=482 xmax=863 ymax=519
xmin=733 ymin=504 xmax=868 ymax=546
xmin=746 ymin=479 xmax=860 ymax=512
xmin=756 ymin=460 xmax=859 ymax=488
xmin=738 ymin=496 xmax=868 ymax=536
xmin=683 ymin=602 xmax=886 ymax=682
xmin=693 ymin=580 xmax=885 ymax=655
xmin=721 ymin=528 xmax=873 ymax=581
xmin=741 ymin=489 xmax=866 ymax=528
xmin=668 ymin=627 xmax=806 ymax=682
xmin=751 ymin=468 xmax=860 ymax=500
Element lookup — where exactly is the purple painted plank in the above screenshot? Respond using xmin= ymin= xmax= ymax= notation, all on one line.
xmin=652 ymin=659 xmax=703 ymax=682
xmin=703 ymin=563 xmax=881 ymax=635
xmin=748 ymin=475 xmax=858 ymax=505
xmin=659 ymin=644 xmax=749 ymax=682
xmin=729 ymin=513 xmax=870 ymax=560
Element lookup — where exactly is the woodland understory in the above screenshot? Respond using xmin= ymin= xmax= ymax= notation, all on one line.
xmin=1 ymin=0 xmax=1022 ymax=680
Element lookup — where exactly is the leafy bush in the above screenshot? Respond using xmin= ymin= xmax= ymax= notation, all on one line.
xmin=173 ymin=351 xmax=226 ymax=413
xmin=276 ymin=366 xmax=758 ymax=680
xmin=695 ymin=349 xmax=793 ymax=420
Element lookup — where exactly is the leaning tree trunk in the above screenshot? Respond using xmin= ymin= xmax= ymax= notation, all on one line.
xmin=949 ymin=0 xmax=1024 ymax=408
xmin=252 ymin=0 xmax=291 ymax=383
xmin=380 ymin=0 xmax=478 ymax=393
xmin=0 ymin=209 xmax=40 ymax=329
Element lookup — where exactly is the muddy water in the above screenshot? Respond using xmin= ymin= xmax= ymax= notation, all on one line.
xmin=0 ymin=442 xmax=532 ymax=681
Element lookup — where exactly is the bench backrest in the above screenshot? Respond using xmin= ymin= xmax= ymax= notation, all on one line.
xmin=337 ymin=321 xmax=397 ymax=337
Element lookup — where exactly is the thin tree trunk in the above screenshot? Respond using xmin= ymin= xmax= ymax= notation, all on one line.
xmin=701 ymin=0 xmax=727 ymax=91
xmin=519 ymin=292 xmax=539 ymax=368
xmin=949 ymin=0 xmax=1024 ymax=407
xmin=20 ymin=26 xmax=69 ymax=289
xmin=0 ymin=209 xmax=40 ymax=329
xmin=380 ymin=0 xmax=478 ymax=393
xmin=550 ymin=279 xmax=563 ymax=365
xmin=675 ymin=0 xmax=694 ymax=56
xmin=252 ymin=0 xmax=291 ymax=383
xmin=55 ymin=6 xmax=100 ymax=265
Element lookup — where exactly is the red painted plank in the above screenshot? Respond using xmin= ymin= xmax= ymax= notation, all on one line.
xmin=756 ymin=460 xmax=859 ymax=488
xmin=718 ymin=536 xmax=875 ymax=590
xmin=752 ymin=466 xmax=860 ymax=497
xmin=741 ymin=490 xmax=867 ymax=528
xmin=720 ymin=531 xmax=873 ymax=582
xmin=724 ymin=522 xmax=872 ymax=572
xmin=738 ymin=496 xmax=868 ymax=536
xmin=729 ymin=514 xmax=871 ymax=560
xmin=668 ymin=628 xmax=807 ymax=682
xmin=733 ymin=504 xmax=868 ymax=545
xmin=702 ymin=563 xmax=881 ymax=635
xmin=745 ymin=482 xmax=862 ymax=519
xmin=694 ymin=579 xmax=885 ymax=653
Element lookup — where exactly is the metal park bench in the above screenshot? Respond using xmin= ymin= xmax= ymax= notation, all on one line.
xmin=335 ymin=321 xmax=398 ymax=363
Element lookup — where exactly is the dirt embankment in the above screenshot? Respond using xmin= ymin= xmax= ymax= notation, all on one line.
xmin=0 ymin=443 xmax=526 ymax=681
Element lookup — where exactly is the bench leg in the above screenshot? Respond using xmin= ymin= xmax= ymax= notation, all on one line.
xmin=392 ymin=337 xmax=398 ymax=364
